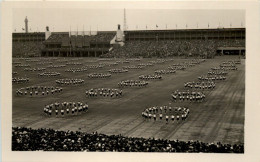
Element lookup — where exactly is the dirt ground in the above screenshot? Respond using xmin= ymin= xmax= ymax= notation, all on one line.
xmin=12 ymin=56 xmax=244 ymax=145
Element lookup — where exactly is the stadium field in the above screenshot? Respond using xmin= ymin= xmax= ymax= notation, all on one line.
xmin=12 ymin=56 xmax=244 ymax=145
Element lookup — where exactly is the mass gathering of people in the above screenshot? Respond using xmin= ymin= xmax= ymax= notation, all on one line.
xmin=12 ymin=40 xmax=242 ymax=152
xmin=11 ymin=56 xmax=243 ymax=152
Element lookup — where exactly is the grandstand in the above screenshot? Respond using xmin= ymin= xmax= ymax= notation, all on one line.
xmin=106 ymin=28 xmax=245 ymax=58
xmin=12 ymin=32 xmax=45 ymax=57
xmin=12 ymin=28 xmax=245 ymax=58
xmin=41 ymin=31 xmax=115 ymax=57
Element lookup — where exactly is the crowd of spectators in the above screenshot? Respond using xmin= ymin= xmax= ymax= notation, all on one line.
xmin=90 ymin=33 xmax=115 ymax=42
xmin=103 ymin=40 xmax=216 ymax=58
xmin=13 ymin=41 xmax=44 ymax=57
xmin=101 ymin=39 xmax=245 ymax=58
xmin=12 ymin=127 xmax=244 ymax=152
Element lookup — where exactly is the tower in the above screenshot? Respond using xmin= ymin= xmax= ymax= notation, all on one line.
xmin=45 ymin=26 xmax=51 ymax=40
xmin=123 ymin=8 xmax=127 ymax=31
xmin=24 ymin=16 xmax=28 ymax=33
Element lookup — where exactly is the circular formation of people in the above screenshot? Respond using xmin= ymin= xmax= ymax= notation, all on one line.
xmin=24 ymin=67 xmax=46 ymax=71
xmin=47 ymin=65 xmax=66 ymax=68
xmin=66 ymin=62 xmax=82 ymax=65
xmin=155 ymin=69 xmax=176 ymax=75
xmin=168 ymin=65 xmax=186 ymax=70
xmin=122 ymin=65 xmax=144 ymax=70
xmin=171 ymin=90 xmax=206 ymax=102
xmin=43 ymin=101 xmax=89 ymax=117
xmin=198 ymin=75 xmax=226 ymax=81
xmin=108 ymin=68 xmax=128 ymax=73
xmin=37 ymin=61 xmax=53 ymax=65
xmin=88 ymin=73 xmax=112 ymax=79
xmin=86 ymin=88 xmax=123 ymax=98
xmin=118 ymin=80 xmax=149 ymax=88
xmin=56 ymin=78 xmax=84 ymax=85
xmin=12 ymin=77 xmax=29 ymax=84
xmin=184 ymin=81 xmax=216 ymax=90
xmin=139 ymin=74 xmax=162 ymax=80
xmin=14 ymin=64 xmax=30 ymax=68
xmin=87 ymin=65 xmax=104 ymax=69
xmin=138 ymin=63 xmax=154 ymax=67
xmin=16 ymin=86 xmax=63 ymax=96
xmin=142 ymin=105 xmax=189 ymax=124
xmin=65 ymin=67 xmax=88 ymax=73
xmin=207 ymin=70 xmax=228 ymax=75
xmin=12 ymin=72 xmax=18 ymax=75
xmin=38 ymin=71 xmax=61 ymax=77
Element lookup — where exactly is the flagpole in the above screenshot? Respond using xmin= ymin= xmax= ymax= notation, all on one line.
xmin=83 ymin=25 xmax=85 ymax=47
xmin=70 ymin=26 xmax=71 ymax=57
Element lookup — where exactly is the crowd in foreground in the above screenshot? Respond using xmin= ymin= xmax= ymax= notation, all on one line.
xmin=12 ymin=127 xmax=244 ymax=153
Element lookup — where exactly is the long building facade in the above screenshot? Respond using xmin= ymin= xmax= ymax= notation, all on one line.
xmin=12 ymin=28 xmax=245 ymax=57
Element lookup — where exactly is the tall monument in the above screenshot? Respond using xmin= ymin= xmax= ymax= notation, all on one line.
xmin=24 ymin=16 xmax=28 ymax=33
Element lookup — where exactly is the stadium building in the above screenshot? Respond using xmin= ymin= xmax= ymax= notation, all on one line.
xmin=12 ymin=24 xmax=245 ymax=58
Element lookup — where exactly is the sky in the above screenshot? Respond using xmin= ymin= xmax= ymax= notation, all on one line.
xmin=13 ymin=9 xmax=245 ymax=33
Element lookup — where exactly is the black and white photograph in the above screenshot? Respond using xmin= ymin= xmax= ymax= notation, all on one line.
xmin=1 ymin=1 xmax=260 ymax=162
